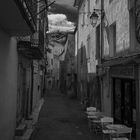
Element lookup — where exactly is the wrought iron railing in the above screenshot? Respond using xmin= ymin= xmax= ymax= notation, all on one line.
xmin=17 ymin=32 xmax=44 ymax=58
xmin=17 ymin=39 xmax=43 ymax=59
xmin=31 ymin=38 xmax=44 ymax=53
xmin=14 ymin=0 xmax=37 ymax=32
xmin=23 ymin=0 xmax=37 ymax=25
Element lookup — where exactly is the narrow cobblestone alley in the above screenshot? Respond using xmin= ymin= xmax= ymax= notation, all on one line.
xmin=29 ymin=90 xmax=102 ymax=140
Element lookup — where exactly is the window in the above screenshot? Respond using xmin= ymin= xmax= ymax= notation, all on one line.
xmin=129 ymin=9 xmax=135 ymax=50
xmin=51 ymin=69 xmax=53 ymax=74
xmin=109 ymin=0 xmax=113 ymax=3
xmin=82 ymin=13 xmax=85 ymax=26
xmin=87 ymin=0 xmax=90 ymax=14
xmin=82 ymin=4 xmax=85 ymax=26
xmin=51 ymin=59 xmax=53 ymax=65
xmin=96 ymin=24 xmax=101 ymax=59
xmin=96 ymin=0 xmax=99 ymax=4
xmin=81 ymin=47 xmax=83 ymax=65
xmin=81 ymin=43 xmax=84 ymax=65
xmin=87 ymin=35 xmax=91 ymax=59
xmin=109 ymin=22 xmax=116 ymax=56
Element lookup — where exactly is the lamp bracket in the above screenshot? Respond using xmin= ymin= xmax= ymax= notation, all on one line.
xmin=93 ymin=9 xmax=105 ymax=18
xmin=94 ymin=8 xmax=104 ymax=13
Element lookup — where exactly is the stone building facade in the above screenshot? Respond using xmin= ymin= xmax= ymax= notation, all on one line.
xmin=61 ymin=33 xmax=76 ymax=97
xmin=46 ymin=44 xmax=54 ymax=89
xmin=74 ymin=0 xmax=140 ymax=139
xmin=47 ymin=32 xmax=67 ymax=89
xmin=74 ymin=0 xmax=101 ymax=109
xmin=0 ymin=0 xmax=48 ymax=139
xmin=16 ymin=0 xmax=47 ymax=130
xmin=99 ymin=0 xmax=138 ymax=138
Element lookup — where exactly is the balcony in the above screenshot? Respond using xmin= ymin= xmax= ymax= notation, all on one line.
xmin=17 ymin=40 xmax=43 ymax=59
xmin=0 ymin=0 xmax=37 ymax=36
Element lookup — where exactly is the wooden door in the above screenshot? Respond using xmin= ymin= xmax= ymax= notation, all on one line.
xmin=113 ymin=78 xmax=136 ymax=137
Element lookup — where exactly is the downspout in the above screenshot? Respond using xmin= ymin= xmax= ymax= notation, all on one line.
xmin=77 ymin=28 xmax=79 ymax=98
xmin=76 ymin=7 xmax=80 ymax=99
xmin=100 ymin=0 xmax=104 ymax=64
xmin=98 ymin=0 xmax=104 ymax=111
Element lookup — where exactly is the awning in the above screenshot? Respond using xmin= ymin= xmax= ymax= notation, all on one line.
xmin=100 ymin=55 xmax=140 ymax=67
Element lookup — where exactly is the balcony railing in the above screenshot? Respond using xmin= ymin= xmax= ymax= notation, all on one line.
xmin=32 ymin=38 xmax=44 ymax=54
xmin=23 ymin=0 xmax=37 ymax=25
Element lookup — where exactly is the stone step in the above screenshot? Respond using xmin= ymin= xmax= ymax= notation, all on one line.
xmin=15 ymin=124 xmax=27 ymax=136
xmin=15 ymin=128 xmax=33 ymax=140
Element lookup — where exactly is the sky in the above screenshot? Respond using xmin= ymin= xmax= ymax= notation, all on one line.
xmin=47 ymin=0 xmax=77 ymax=33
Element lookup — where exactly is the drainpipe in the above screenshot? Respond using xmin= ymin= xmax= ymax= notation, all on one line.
xmin=100 ymin=0 xmax=104 ymax=64
xmin=98 ymin=0 xmax=104 ymax=111
xmin=76 ymin=28 xmax=79 ymax=99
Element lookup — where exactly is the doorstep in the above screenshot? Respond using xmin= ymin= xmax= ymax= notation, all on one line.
xmin=15 ymin=123 xmax=27 ymax=136
xmin=15 ymin=128 xmax=33 ymax=140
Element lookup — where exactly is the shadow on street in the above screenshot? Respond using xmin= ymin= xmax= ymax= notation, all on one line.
xmin=30 ymin=89 xmax=103 ymax=140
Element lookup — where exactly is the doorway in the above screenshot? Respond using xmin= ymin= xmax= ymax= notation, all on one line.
xmin=113 ymin=78 xmax=136 ymax=136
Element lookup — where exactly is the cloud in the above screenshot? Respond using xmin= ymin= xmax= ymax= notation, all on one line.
xmin=48 ymin=14 xmax=66 ymax=24
xmin=48 ymin=14 xmax=75 ymax=33
xmin=48 ymin=24 xmax=75 ymax=33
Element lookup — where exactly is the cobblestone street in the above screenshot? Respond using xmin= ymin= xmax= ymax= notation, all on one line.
xmin=29 ymin=90 xmax=102 ymax=140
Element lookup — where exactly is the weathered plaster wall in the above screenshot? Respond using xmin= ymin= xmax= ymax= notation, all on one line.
xmin=104 ymin=0 xmax=130 ymax=56
xmin=101 ymin=0 xmax=130 ymax=116
xmin=78 ymin=0 xmax=98 ymax=77
xmin=77 ymin=0 xmax=101 ymax=105
xmin=0 ymin=29 xmax=18 ymax=140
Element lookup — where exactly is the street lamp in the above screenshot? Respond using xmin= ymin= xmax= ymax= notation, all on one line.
xmin=90 ymin=9 xmax=105 ymax=28
xmin=90 ymin=11 xmax=99 ymax=28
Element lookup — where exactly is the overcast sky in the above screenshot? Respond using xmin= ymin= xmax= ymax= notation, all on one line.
xmin=47 ymin=0 xmax=77 ymax=33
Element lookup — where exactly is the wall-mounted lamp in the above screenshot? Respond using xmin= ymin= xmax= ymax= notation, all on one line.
xmin=90 ymin=9 xmax=105 ymax=28
xmin=90 ymin=11 xmax=99 ymax=28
